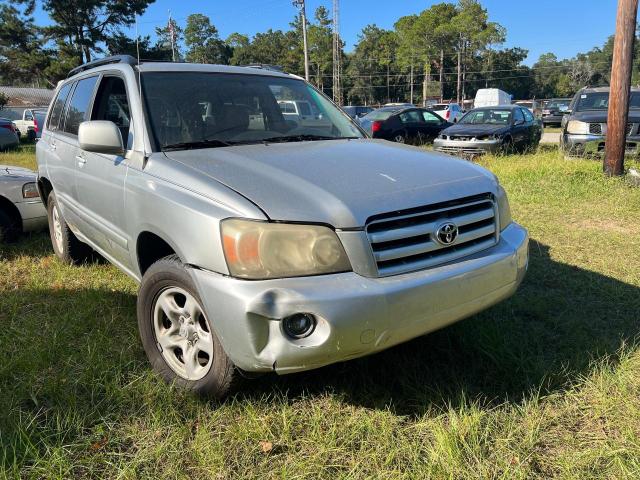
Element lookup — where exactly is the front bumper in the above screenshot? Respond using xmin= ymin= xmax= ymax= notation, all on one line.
xmin=191 ymin=222 xmax=529 ymax=374
xmin=15 ymin=199 xmax=47 ymax=232
xmin=434 ymin=137 xmax=502 ymax=156
xmin=563 ymin=133 xmax=640 ymax=157
xmin=542 ymin=115 xmax=564 ymax=125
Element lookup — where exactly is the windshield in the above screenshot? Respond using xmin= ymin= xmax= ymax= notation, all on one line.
xmin=576 ymin=91 xmax=640 ymax=111
xmin=141 ymin=72 xmax=364 ymax=150
xmin=458 ymin=109 xmax=512 ymax=125
xmin=546 ymin=100 xmax=570 ymax=110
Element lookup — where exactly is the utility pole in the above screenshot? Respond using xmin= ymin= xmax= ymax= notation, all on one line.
xmin=293 ymin=0 xmax=310 ymax=82
xmin=605 ymin=0 xmax=638 ymax=176
xmin=168 ymin=10 xmax=176 ymax=62
xmin=332 ymin=0 xmax=342 ymax=105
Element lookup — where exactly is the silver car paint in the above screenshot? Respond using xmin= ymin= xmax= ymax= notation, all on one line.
xmin=0 ymin=165 xmax=47 ymax=231
xmin=36 ymin=62 xmax=529 ymax=374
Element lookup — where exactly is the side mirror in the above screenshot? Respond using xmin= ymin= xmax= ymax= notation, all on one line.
xmin=78 ymin=120 xmax=124 ymax=155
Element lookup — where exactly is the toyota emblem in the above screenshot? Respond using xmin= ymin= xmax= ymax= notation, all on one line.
xmin=436 ymin=222 xmax=458 ymax=245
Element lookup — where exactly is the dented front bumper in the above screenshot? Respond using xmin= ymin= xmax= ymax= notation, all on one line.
xmin=191 ymin=222 xmax=529 ymax=374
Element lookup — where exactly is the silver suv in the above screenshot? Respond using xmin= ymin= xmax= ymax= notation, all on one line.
xmin=36 ymin=56 xmax=529 ymax=398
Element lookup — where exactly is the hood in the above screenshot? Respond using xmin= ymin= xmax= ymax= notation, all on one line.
xmin=572 ymin=110 xmax=640 ymax=123
xmin=0 ymin=165 xmax=36 ymax=181
xmin=442 ymin=123 xmax=510 ymax=137
xmin=163 ymin=139 xmax=498 ymax=228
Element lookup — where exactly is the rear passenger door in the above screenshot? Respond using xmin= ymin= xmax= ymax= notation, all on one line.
xmin=46 ymin=77 xmax=100 ymax=231
xmin=511 ymin=108 xmax=528 ymax=148
xmin=75 ymin=74 xmax=133 ymax=268
xmin=398 ymin=109 xmax=424 ymax=143
xmin=419 ymin=110 xmax=447 ymax=142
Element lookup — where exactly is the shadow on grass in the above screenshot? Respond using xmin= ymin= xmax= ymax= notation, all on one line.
xmin=1 ymin=234 xmax=639 ymax=428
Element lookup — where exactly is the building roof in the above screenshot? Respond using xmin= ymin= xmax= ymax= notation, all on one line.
xmin=0 ymin=86 xmax=54 ymax=107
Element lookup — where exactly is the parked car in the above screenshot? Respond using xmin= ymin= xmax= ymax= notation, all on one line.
xmin=430 ymin=103 xmax=464 ymax=123
xmin=561 ymin=86 xmax=640 ymax=158
xmin=514 ymin=100 xmax=542 ymax=119
xmin=33 ymin=110 xmax=47 ymax=139
xmin=359 ymin=106 xmax=451 ymax=144
xmin=541 ymin=98 xmax=571 ymax=127
xmin=36 ymin=55 xmax=528 ymax=398
xmin=434 ymin=105 xmax=542 ymax=156
xmin=0 ymin=118 xmax=20 ymax=150
xmin=342 ymin=105 xmax=374 ymax=119
xmin=474 ymin=88 xmax=512 ymax=108
xmin=0 ymin=165 xmax=47 ymax=242
xmin=2 ymin=107 xmax=47 ymax=141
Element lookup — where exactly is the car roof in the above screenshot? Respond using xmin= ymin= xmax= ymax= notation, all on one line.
xmin=579 ymin=86 xmax=640 ymax=94
xmin=471 ymin=105 xmax=521 ymax=111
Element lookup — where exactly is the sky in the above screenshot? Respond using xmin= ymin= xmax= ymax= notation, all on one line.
xmin=33 ymin=0 xmax=623 ymax=65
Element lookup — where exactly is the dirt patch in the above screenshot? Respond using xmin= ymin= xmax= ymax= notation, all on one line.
xmin=571 ymin=218 xmax=636 ymax=234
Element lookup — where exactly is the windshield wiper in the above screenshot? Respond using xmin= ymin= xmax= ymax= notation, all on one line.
xmin=259 ymin=134 xmax=359 ymax=143
xmin=161 ymin=139 xmax=233 ymax=151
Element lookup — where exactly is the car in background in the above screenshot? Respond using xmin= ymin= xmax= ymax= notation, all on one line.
xmin=278 ymin=99 xmax=331 ymax=129
xmin=342 ymin=105 xmax=374 ymax=119
xmin=431 ymin=103 xmax=464 ymax=123
xmin=514 ymin=100 xmax=542 ymax=118
xmin=359 ymin=106 xmax=450 ymax=144
xmin=384 ymin=102 xmax=415 ymax=107
xmin=434 ymin=105 xmax=542 ymax=156
xmin=2 ymin=107 xmax=47 ymax=141
xmin=32 ymin=110 xmax=47 ymax=139
xmin=541 ymin=98 xmax=571 ymax=127
xmin=0 ymin=165 xmax=47 ymax=242
xmin=561 ymin=86 xmax=640 ymax=158
xmin=0 ymin=118 xmax=20 ymax=150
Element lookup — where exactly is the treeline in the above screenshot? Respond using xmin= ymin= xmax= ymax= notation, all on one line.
xmin=0 ymin=0 xmax=637 ymax=104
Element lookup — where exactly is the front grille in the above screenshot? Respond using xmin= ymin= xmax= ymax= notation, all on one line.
xmin=435 ymin=146 xmax=487 ymax=156
xmin=450 ymin=135 xmax=474 ymax=141
xmin=589 ymin=123 xmax=602 ymax=135
xmin=366 ymin=194 xmax=498 ymax=277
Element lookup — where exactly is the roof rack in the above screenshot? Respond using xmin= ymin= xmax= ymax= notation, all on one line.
xmin=68 ymin=55 xmax=138 ymax=78
xmin=243 ymin=64 xmax=284 ymax=73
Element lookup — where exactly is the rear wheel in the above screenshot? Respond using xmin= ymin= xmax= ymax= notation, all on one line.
xmin=137 ymin=255 xmax=237 ymax=399
xmin=0 ymin=209 xmax=19 ymax=243
xmin=393 ymin=132 xmax=406 ymax=143
xmin=47 ymin=191 xmax=92 ymax=264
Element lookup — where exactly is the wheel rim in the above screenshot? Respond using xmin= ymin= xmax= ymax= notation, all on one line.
xmin=52 ymin=204 xmax=64 ymax=253
xmin=394 ymin=134 xmax=405 ymax=143
xmin=153 ymin=287 xmax=214 ymax=380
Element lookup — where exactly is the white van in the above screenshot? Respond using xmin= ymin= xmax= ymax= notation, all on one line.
xmin=474 ymin=89 xmax=512 ymax=108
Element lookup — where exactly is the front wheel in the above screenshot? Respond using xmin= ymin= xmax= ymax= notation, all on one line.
xmin=0 ymin=209 xmax=19 ymax=243
xmin=137 ymin=255 xmax=237 ymax=398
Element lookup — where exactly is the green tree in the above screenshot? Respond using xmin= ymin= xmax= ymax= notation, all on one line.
xmin=41 ymin=0 xmax=156 ymax=63
xmin=226 ymin=33 xmax=252 ymax=66
xmin=155 ymin=18 xmax=183 ymax=61
xmin=0 ymin=91 xmax=7 ymax=111
xmin=306 ymin=6 xmax=333 ymax=91
xmin=0 ymin=4 xmax=55 ymax=86
xmin=184 ymin=14 xmax=230 ymax=64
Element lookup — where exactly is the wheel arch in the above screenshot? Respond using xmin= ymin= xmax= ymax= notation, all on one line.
xmin=0 ymin=195 xmax=22 ymax=232
xmin=37 ymin=177 xmax=53 ymax=207
xmin=136 ymin=229 xmax=185 ymax=277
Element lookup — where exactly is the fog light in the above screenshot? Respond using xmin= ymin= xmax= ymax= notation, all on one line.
xmin=282 ymin=313 xmax=316 ymax=339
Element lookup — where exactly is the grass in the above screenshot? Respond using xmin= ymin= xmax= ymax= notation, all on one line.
xmin=1 ymin=144 xmax=640 ymax=479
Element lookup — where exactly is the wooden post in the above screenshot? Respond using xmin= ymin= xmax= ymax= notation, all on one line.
xmin=604 ymin=0 xmax=638 ymax=176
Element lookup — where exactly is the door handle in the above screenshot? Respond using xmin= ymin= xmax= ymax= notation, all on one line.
xmin=76 ymin=155 xmax=87 ymax=167
xmin=50 ymin=143 xmax=56 ymax=151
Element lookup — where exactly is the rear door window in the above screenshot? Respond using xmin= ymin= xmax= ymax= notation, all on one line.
xmin=513 ymin=108 xmax=525 ymax=124
xmin=422 ymin=111 xmax=443 ymax=124
xmin=522 ymin=108 xmax=535 ymax=123
xmin=47 ymin=84 xmax=73 ymax=131
xmin=63 ymin=76 xmax=99 ymax=136
xmin=399 ymin=110 xmax=422 ymax=124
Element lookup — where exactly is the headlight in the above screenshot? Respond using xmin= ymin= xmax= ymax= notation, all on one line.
xmin=496 ymin=185 xmax=512 ymax=231
xmin=221 ymin=219 xmax=351 ymax=279
xmin=566 ymin=120 xmax=590 ymax=135
xmin=22 ymin=182 xmax=39 ymax=199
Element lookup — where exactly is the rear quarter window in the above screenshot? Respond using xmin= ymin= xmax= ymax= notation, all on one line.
xmin=47 ymin=83 xmax=73 ymax=131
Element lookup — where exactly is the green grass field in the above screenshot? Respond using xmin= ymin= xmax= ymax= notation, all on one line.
xmin=1 ymin=145 xmax=640 ymax=479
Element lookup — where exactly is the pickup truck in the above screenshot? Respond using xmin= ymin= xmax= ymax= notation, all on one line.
xmin=36 ymin=56 xmax=529 ymax=398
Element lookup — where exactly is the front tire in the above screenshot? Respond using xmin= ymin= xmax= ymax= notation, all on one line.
xmin=137 ymin=255 xmax=237 ymax=399
xmin=47 ymin=191 xmax=92 ymax=264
